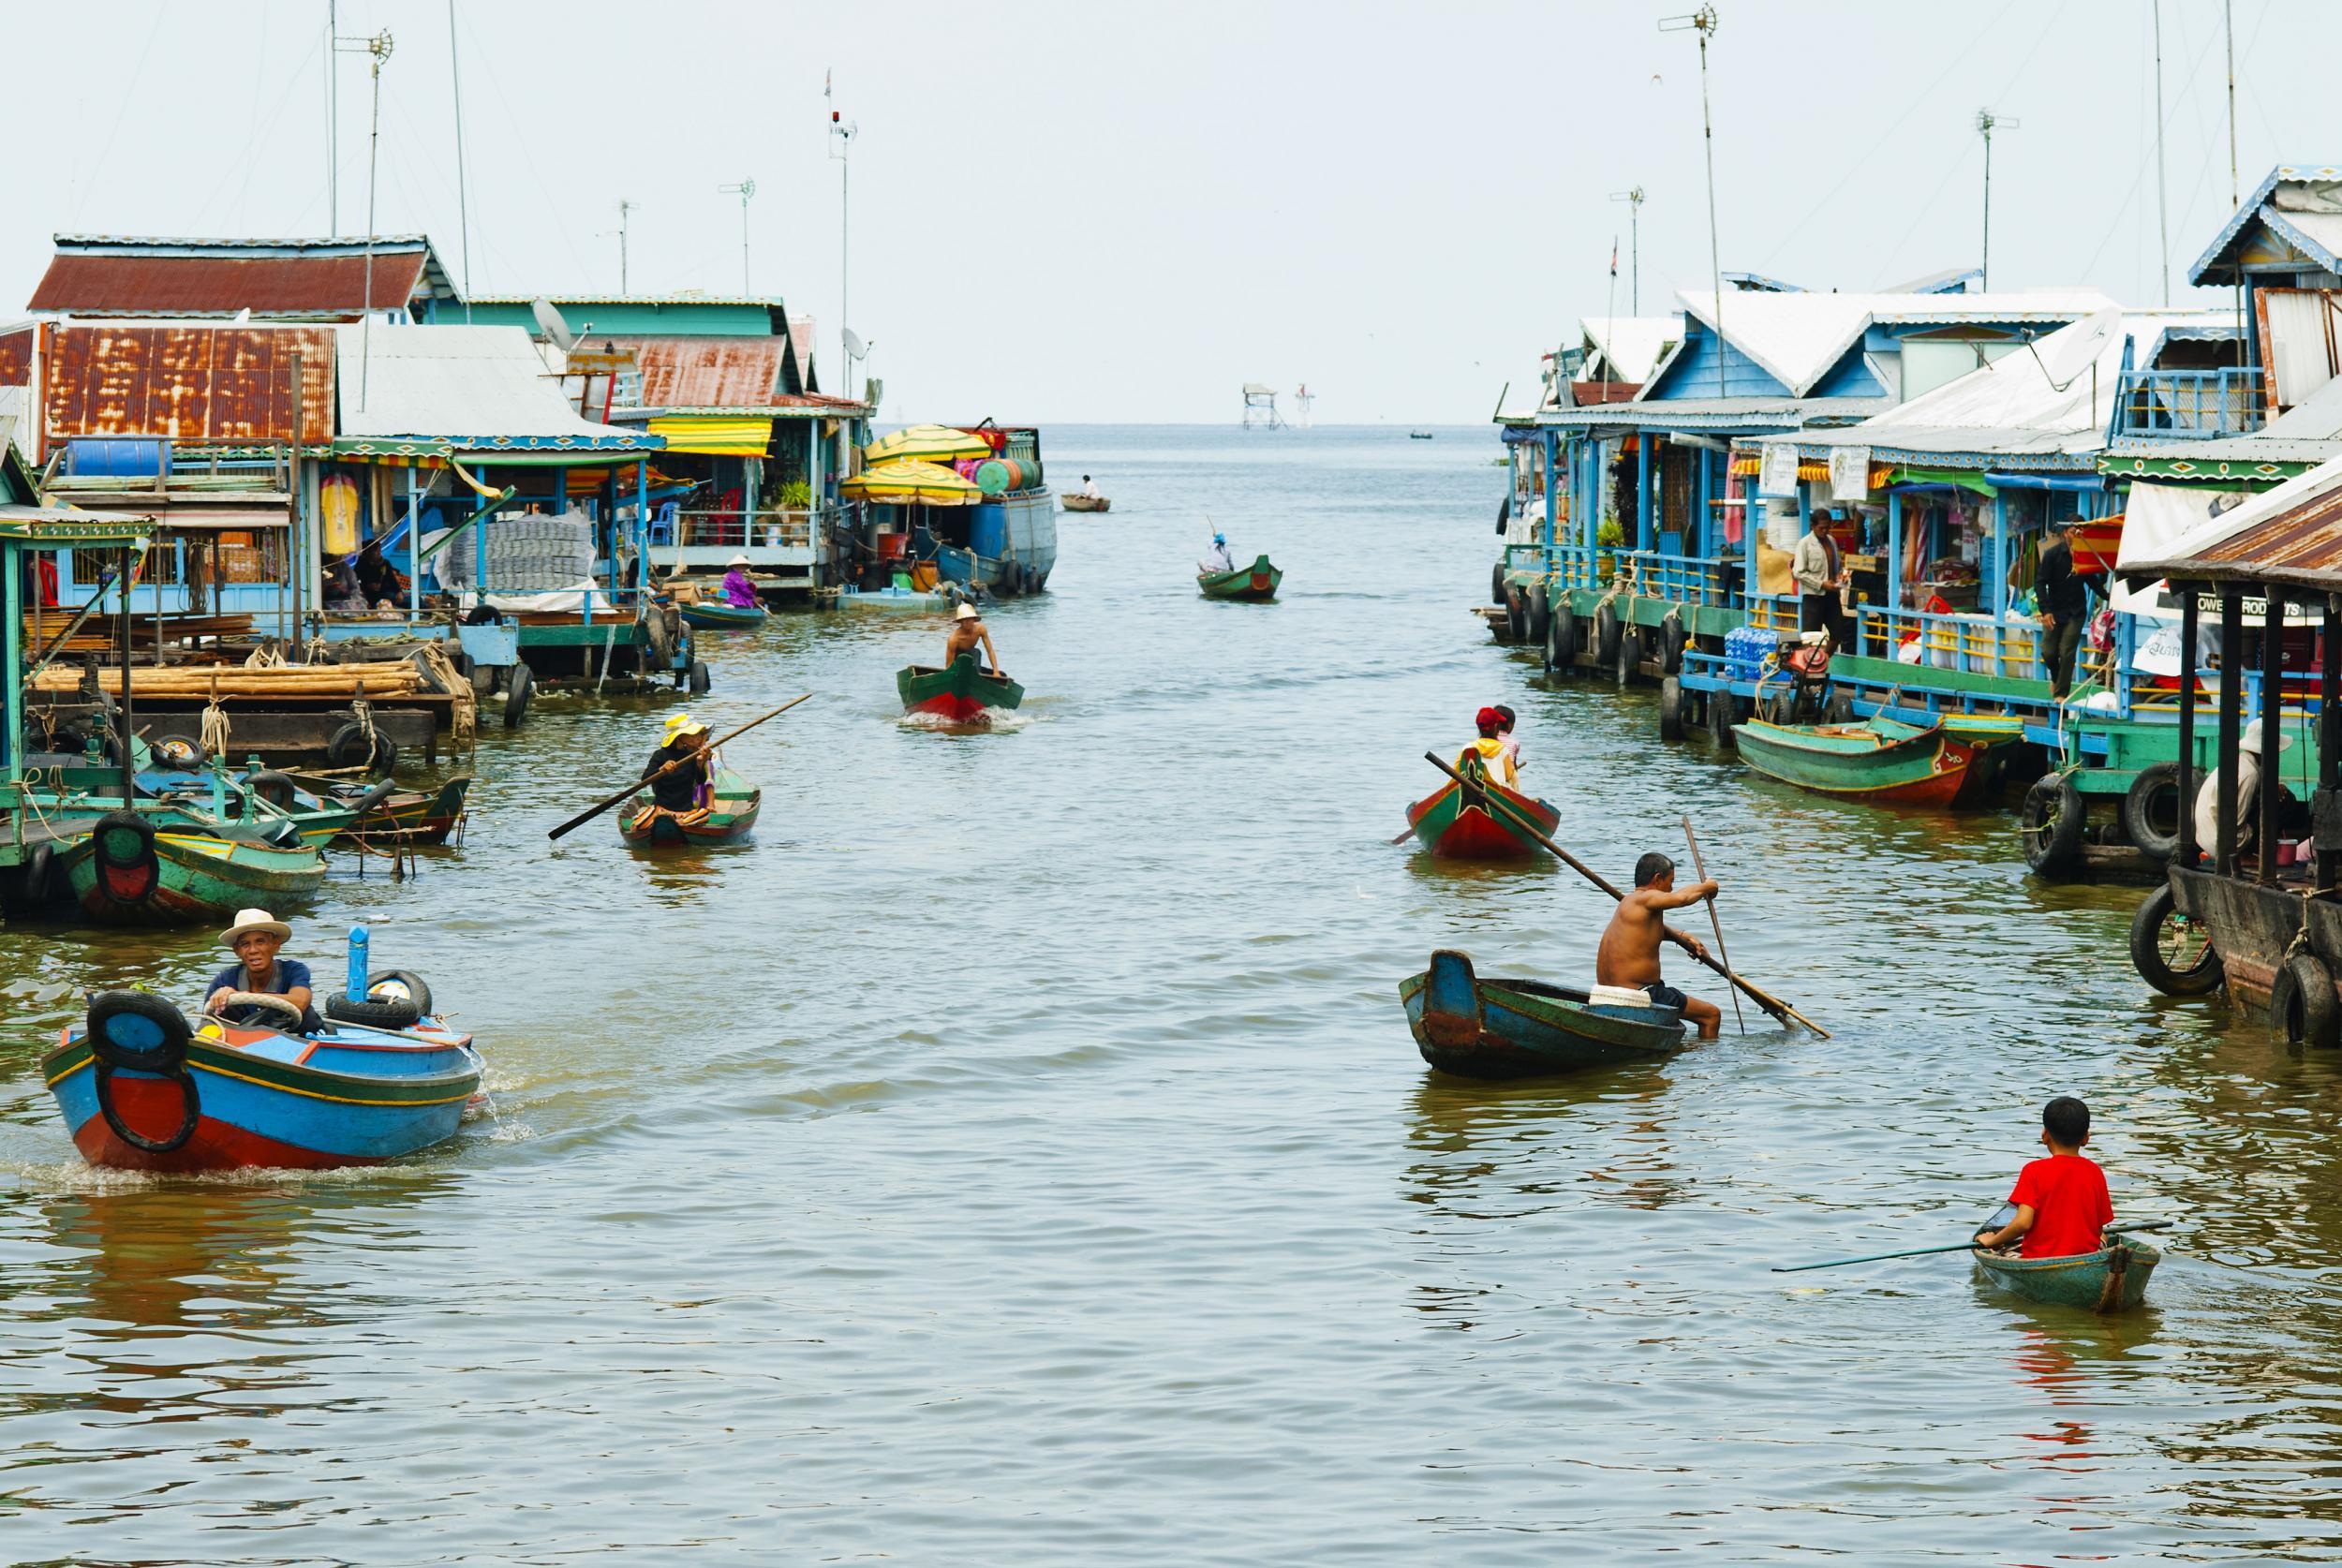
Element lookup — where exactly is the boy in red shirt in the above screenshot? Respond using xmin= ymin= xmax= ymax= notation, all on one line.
xmin=1973 ymin=1096 xmax=2114 ymax=1259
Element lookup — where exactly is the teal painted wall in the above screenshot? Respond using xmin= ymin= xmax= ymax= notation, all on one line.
xmin=460 ymin=302 xmax=777 ymax=337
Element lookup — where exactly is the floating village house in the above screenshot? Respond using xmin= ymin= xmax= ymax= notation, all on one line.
xmin=459 ymin=293 xmax=872 ymax=599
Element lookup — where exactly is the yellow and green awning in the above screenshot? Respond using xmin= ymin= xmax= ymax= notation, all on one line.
xmin=840 ymin=458 xmax=985 ymax=506
xmin=647 ymin=415 xmax=776 ymax=457
xmin=862 ymin=423 xmax=993 ymax=464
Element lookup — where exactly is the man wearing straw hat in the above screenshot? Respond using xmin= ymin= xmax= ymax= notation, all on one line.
xmin=204 ymin=910 xmax=320 ymax=1031
xmin=2191 ymin=717 xmax=2290 ymax=863
xmin=943 ymin=603 xmax=1004 ymax=675
xmin=642 ymin=713 xmax=714 ymax=815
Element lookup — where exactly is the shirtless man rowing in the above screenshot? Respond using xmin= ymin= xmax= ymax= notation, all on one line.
xmin=1594 ymin=851 xmax=1724 ymax=1041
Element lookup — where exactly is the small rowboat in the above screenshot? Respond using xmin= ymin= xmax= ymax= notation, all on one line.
xmin=1198 ymin=555 xmax=1282 ymax=601
xmin=56 ymin=807 xmax=327 ymax=925
xmin=1400 ymin=949 xmax=1687 ymax=1078
xmin=679 ymin=600 xmax=770 ymax=631
xmin=1732 ymin=714 xmax=1972 ymax=807
xmin=43 ymin=938 xmax=480 ymax=1173
xmin=1972 ymin=1205 xmax=2162 ymax=1311
xmin=619 ymin=767 xmax=762 ymax=847
xmin=1405 ymin=765 xmax=1560 ymax=860
xmin=897 ymin=653 xmax=1025 ymax=725
xmin=1060 ymin=493 xmax=1111 ymax=512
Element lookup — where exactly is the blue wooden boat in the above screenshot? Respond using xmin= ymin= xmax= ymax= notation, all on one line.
xmin=1399 ymin=949 xmax=1688 ymax=1078
xmin=679 ymin=600 xmax=769 ymax=631
xmin=40 ymin=926 xmax=482 ymax=1173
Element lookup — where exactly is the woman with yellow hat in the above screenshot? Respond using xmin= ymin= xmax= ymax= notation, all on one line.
xmin=642 ymin=713 xmax=714 ymax=815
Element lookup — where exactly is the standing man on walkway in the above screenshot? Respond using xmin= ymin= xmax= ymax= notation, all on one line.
xmin=2035 ymin=518 xmax=2091 ymax=699
xmin=1793 ymin=510 xmax=1849 ymax=649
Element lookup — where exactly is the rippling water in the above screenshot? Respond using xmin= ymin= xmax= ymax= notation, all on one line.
xmin=7 ymin=425 xmax=2342 ymax=1563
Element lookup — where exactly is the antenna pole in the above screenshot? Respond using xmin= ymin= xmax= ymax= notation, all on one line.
xmin=357 ymin=30 xmax=392 ymax=412
xmin=2225 ymin=0 xmax=2238 ymax=209
xmin=828 ymin=71 xmax=858 ymax=402
xmin=1980 ymin=117 xmax=1992 ymax=289
xmin=1661 ymin=10 xmax=1724 ymax=393
xmin=2153 ymin=1 xmax=2170 ymax=304
xmin=617 ymin=198 xmax=637 ymax=294
xmin=719 ymin=181 xmax=756 ymax=296
xmin=449 ymin=0 xmax=473 ymax=317
xmin=326 ymin=0 xmax=338 ymax=233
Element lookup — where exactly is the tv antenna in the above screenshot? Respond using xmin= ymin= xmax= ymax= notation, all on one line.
xmin=1608 ymin=186 xmax=1645 ymax=314
xmin=334 ymin=26 xmax=395 ymax=407
xmin=719 ymin=180 xmax=755 ymax=294
xmin=603 ymin=199 xmax=638 ymax=295
xmin=828 ymin=69 xmax=860 ymax=400
xmin=1659 ymin=7 xmax=1725 ymax=395
xmin=1976 ymin=109 xmax=2020 ymax=288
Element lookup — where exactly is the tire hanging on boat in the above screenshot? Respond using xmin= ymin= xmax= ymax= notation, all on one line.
xmin=2270 ymin=951 xmax=2342 ymax=1049
xmin=2020 ymin=774 xmax=2087 ymax=876
xmin=1660 ymin=614 xmax=1687 ymax=676
xmin=1549 ymin=605 xmax=1576 ymax=673
xmin=1527 ymin=585 xmax=1551 ymax=646
xmin=503 ymin=662 xmax=535 ymax=730
xmin=2122 ymin=762 xmax=2184 ymax=863
xmin=1658 ymin=676 xmax=1685 ymax=741
xmin=1710 ymin=687 xmax=1738 ymax=748
xmin=85 ymin=991 xmax=200 ymax=1155
xmin=1505 ymin=586 xmax=1529 ymax=643
xmin=1593 ymin=603 xmax=1622 ymax=670
xmin=2127 ymin=883 xmax=2224 ymax=996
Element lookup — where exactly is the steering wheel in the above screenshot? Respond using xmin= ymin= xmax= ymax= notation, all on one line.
xmin=206 ymin=990 xmax=305 ymax=1029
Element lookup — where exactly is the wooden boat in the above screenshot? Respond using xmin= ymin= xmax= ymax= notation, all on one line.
xmin=1972 ymin=1205 xmax=2162 ymax=1311
xmin=679 ymin=599 xmax=770 ymax=631
xmin=44 ymin=960 xmax=480 ymax=1173
xmin=619 ymin=767 xmax=762 ymax=847
xmin=1405 ymin=765 xmax=1561 ymax=860
xmin=897 ymin=654 xmax=1025 ymax=725
xmin=1060 ymin=493 xmax=1111 ymax=512
xmin=1400 ymin=949 xmax=1687 ymax=1078
xmin=1408 ymin=431 xmax=1435 ymax=440
xmin=1198 ymin=554 xmax=1282 ymax=601
xmin=1732 ymin=714 xmax=1972 ymax=807
xmin=286 ymin=773 xmax=473 ymax=844
xmin=55 ymin=808 xmax=328 ymax=925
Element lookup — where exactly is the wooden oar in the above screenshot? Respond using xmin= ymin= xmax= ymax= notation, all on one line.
xmin=1420 ymin=751 xmax=1829 ymax=1037
xmin=1681 ymin=814 xmax=1744 ymax=1037
xmin=548 ymin=692 xmax=810 ymax=840
xmin=1773 ymin=1220 xmax=2173 ymax=1274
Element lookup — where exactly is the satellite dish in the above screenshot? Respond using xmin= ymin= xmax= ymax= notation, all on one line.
xmin=843 ymin=328 xmax=867 ymax=361
xmin=2037 ymin=307 xmax=2122 ymax=391
xmin=531 ymin=299 xmax=577 ymax=352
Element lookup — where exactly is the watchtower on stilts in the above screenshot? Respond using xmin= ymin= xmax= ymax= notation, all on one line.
xmin=1241 ymin=383 xmax=1282 ymax=429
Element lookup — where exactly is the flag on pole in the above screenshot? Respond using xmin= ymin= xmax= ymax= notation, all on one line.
xmin=1609 ymin=237 xmax=1619 ymax=277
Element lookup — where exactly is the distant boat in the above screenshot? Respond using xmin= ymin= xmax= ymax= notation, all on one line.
xmin=1197 ymin=554 xmax=1282 ymax=601
xmin=1408 ymin=431 xmax=1435 ymax=440
xmin=1060 ymin=493 xmax=1111 ymax=512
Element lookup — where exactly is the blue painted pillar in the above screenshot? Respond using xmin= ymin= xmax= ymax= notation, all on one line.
xmin=637 ymin=460 xmax=651 ymax=590
xmin=405 ymin=466 xmax=421 ymax=623
xmin=2 ymin=540 xmax=18 ymax=782
xmin=1635 ymin=431 xmax=1653 ymax=550
xmin=1695 ymin=449 xmax=1712 ymax=558
xmin=1887 ymin=492 xmax=1903 ymax=611
xmin=1543 ymin=429 xmax=1559 ymax=551
xmin=1991 ymin=496 xmax=2008 ymax=618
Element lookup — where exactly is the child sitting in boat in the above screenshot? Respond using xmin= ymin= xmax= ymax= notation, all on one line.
xmin=1973 ymin=1096 xmax=2114 ymax=1258
xmin=203 ymin=909 xmax=322 ymax=1033
xmin=1456 ymin=706 xmax=1519 ymax=790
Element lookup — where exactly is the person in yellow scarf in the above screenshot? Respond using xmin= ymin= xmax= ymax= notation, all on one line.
xmin=1456 ymin=705 xmax=1519 ymax=790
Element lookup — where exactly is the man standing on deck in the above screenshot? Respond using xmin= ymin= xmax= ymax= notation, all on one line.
xmin=1793 ymin=510 xmax=1848 ymax=649
xmin=2035 ymin=518 xmax=2091 ymax=699
xmin=1595 ymin=852 xmax=1724 ymax=1041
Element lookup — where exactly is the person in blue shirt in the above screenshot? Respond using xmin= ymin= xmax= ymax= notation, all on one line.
xmin=204 ymin=909 xmax=320 ymax=1032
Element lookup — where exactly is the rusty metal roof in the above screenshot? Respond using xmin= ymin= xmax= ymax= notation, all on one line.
xmin=2129 ymin=454 xmax=2342 ymax=590
xmin=0 ymin=326 xmax=31 ymax=388
xmin=43 ymin=324 xmax=335 ymax=445
xmin=631 ymin=337 xmax=783 ymax=407
xmin=30 ymin=235 xmax=452 ymax=319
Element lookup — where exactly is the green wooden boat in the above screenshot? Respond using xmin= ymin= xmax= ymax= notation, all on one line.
xmin=680 ymin=600 xmax=769 ymax=631
xmin=54 ymin=808 xmax=328 ymax=926
xmin=1198 ymin=554 xmax=1282 ymax=601
xmin=619 ymin=766 xmax=762 ymax=847
xmin=1972 ymin=1205 xmax=2162 ymax=1311
xmin=897 ymin=654 xmax=1025 ymax=724
xmin=1733 ymin=714 xmax=1972 ymax=807
xmin=1399 ymin=949 xmax=1688 ymax=1079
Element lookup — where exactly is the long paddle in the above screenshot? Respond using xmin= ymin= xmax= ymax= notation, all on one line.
xmin=1420 ymin=750 xmax=1828 ymax=1037
xmin=548 ymin=692 xmax=810 ymax=840
xmin=1773 ymin=1220 xmax=2174 ymax=1274
xmin=1681 ymin=814 xmax=1744 ymax=1037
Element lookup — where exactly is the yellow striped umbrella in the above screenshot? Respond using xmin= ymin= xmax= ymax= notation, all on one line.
xmin=839 ymin=458 xmax=986 ymax=506
xmin=862 ymin=423 xmax=994 ymax=464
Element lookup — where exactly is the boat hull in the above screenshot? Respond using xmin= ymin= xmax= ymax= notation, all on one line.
xmin=43 ymin=1021 xmax=479 ymax=1174
xmin=1401 ymin=950 xmax=1687 ymax=1078
xmin=1733 ymin=716 xmax=1972 ymax=807
xmin=59 ymin=821 xmax=328 ymax=926
xmin=1405 ymin=774 xmax=1560 ymax=860
xmin=1060 ymin=495 xmax=1110 ymax=512
xmin=1198 ymin=555 xmax=1282 ymax=601
xmin=620 ymin=768 xmax=762 ymax=847
xmin=1975 ymin=1235 xmax=2162 ymax=1311
xmin=680 ymin=601 xmax=770 ymax=630
xmin=897 ymin=655 xmax=1025 ymax=724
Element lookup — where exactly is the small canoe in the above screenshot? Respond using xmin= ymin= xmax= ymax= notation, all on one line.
xmin=619 ymin=766 xmax=762 ymax=847
xmin=1405 ymin=767 xmax=1560 ymax=860
xmin=1732 ymin=714 xmax=1972 ymax=807
xmin=897 ymin=653 xmax=1025 ymax=725
xmin=837 ymin=584 xmax=953 ymax=611
xmin=1400 ymin=949 xmax=1687 ymax=1078
xmin=1198 ymin=555 xmax=1281 ymax=601
xmin=1973 ymin=1206 xmax=2162 ymax=1312
xmin=1060 ymin=494 xmax=1111 ymax=512
xmin=57 ymin=808 xmax=327 ymax=925
xmin=680 ymin=600 xmax=769 ymax=630
xmin=45 ymin=978 xmax=480 ymax=1173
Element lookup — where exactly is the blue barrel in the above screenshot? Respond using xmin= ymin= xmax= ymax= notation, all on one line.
xmin=66 ymin=437 xmax=170 ymax=478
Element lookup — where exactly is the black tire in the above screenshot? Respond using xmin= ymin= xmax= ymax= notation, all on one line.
xmin=86 ymin=990 xmax=192 ymax=1073
xmin=1762 ymin=689 xmax=1799 ymax=725
xmin=1711 ymin=688 xmax=1738 ymax=748
xmin=1593 ymin=602 xmax=1622 ymax=669
xmin=1490 ymin=561 xmax=1506 ymax=606
xmin=1550 ymin=604 xmax=1578 ymax=673
xmin=150 ymin=728 xmax=206 ymax=769
xmin=643 ymin=610 xmax=674 ymax=671
xmin=20 ymin=840 xmax=52 ymax=906
xmin=1527 ymin=585 xmax=1552 ymax=646
xmin=1659 ymin=676 xmax=1685 ymax=742
xmin=366 ymin=968 xmax=434 ymax=1016
xmin=245 ymin=770 xmax=301 ymax=810
xmin=326 ymin=722 xmax=396 ymax=775
xmin=452 ymin=649 xmax=476 ymax=680
xmin=350 ymin=777 xmax=401 ymax=819
xmin=1660 ymin=615 xmax=1688 ymax=676
xmin=325 ymin=990 xmax=422 ymax=1029
xmin=688 ymin=659 xmax=712 ymax=696
xmin=1505 ymin=586 xmax=1529 ymax=643
xmin=503 ymin=661 xmax=535 ymax=730
xmin=2021 ymin=774 xmax=2087 ymax=875
xmin=1823 ymin=690 xmax=1857 ymax=726
xmin=2122 ymin=762 xmax=2184 ymax=863
xmin=90 ymin=809 xmax=160 ymax=907
xmin=2271 ymin=952 xmax=2341 ymax=1048
xmin=2127 ymin=883 xmax=2225 ymax=997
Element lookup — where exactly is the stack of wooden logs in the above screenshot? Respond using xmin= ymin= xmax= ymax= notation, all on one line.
xmin=27 ymin=662 xmax=429 ymax=699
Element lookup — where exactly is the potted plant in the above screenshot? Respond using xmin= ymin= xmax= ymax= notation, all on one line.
xmin=1595 ymin=519 xmax=1624 ymax=580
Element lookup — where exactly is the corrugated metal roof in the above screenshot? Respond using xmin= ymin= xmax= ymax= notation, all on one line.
xmin=1531 ymin=394 xmax=1893 ymax=430
xmin=2188 ymin=166 xmax=2342 ymax=286
xmin=631 ymin=337 xmax=784 ymax=407
xmin=43 ymin=323 xmax=335 ymax=445
xmin=0 ymin=325 xmax=31 ymax=387
xmin=334 ymin=324 xmax=651 ymax=451
xmin=2127 ymin=451 xmax=2342 ymax=586
xmin=1579 ymin=315 xmax=1681 ymax=385
xmin=786 ymin=315 xmax=819 ymax=394
xmin=609 ymin=396 xmax=867 ymax=421
xmin=30 ymin=240 xmax=439 ymax=319
xmin=1672 ymin=288 xmax=2116 ymax=399
xmin=465 ymin=291 xmax=787 ymax=308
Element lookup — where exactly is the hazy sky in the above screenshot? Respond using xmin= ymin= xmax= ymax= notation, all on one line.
xmin=2 ymin=1 xmax=2327 ymax=423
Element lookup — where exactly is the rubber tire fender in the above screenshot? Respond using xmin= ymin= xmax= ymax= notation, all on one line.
xmin=688 ymin=659 xmax=712 ymax=696
xmin=1526 ymin=584 xmax=1552 ymax=646
xmin=91 ymin=809 xmax=160 ymax=907
xmin=2127 ymin=882 xmax=2225 ymax=997
xmin=325 ymin=989 xmax=423 ymax=1030
xmin=1660 ymin=614 xmax=1688 ymax=676
xmin=1505 ymin=585 xmax=1529 ymax=643
xmin=366 ymin=968 xmax=434 ymax=1017
xmin=1616 ymin=625 xmax=1640 ymax=686
xmin=2121 ymin=761 xmax=2184 ymax=863
xmin=1490 ymin=561 xmax=1507 ymax=607
xmin=503 ymin=661 xmax=535 ymax=730
xmin=86 ymin=989 xmax=192 ymax=1073
xmin=1544 ymin=604 xmax=1569 ymax=673
xmin=2271 ymin=951 xmax=2342 ymax=1049
xmin=1658 ymin=676 xmax=1685 ymax=742
xmin=1710 ymin=688 xmax=1738 ymax=749
xmin=1823 ymin=690 xmax=1857 ymax=726
xmin=326 ymin=722 xmax=397 ymax=775
xmin=245 ymin=770 xmax=302 ymax=810
xmin=2021 ymin=774 xmax=2087 ymax=875
xmin=20 ymin=840 xmax=52 ymax=906
xmin=1593 ymin=602 xmax=1623 ymax=670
